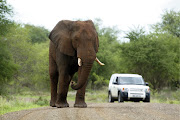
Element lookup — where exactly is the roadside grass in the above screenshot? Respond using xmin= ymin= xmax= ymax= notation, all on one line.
xmin=86 ymin=90 xmax=108 ymax=103
xmin=0 ymin=96 xmax=41 ymax=115
xmin=151 ymin=88 xmax=180 ymax=104
xmin=0 ymin=91 xmax=50 ymax=115
xmin=0 ymin=88 xmax=179 ymax=115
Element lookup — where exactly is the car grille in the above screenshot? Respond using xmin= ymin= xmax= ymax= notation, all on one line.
xmin=130 ymin=93 xmax=144 ymax=95
xmin=130 ymin=88 xmax=143 ymax=92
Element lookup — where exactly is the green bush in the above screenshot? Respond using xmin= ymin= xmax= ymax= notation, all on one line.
xmin=33 ymin=97 xmax=49 ymax=106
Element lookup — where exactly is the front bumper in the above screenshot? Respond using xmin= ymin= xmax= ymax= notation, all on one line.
xmin=120 ymin=91 xmax=150 ymax=101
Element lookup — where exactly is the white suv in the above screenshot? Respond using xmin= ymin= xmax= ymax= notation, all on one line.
xmin=108 ymin=74 xmax=150 ymax=103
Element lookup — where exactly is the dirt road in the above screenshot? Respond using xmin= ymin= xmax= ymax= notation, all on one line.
xmin=0 ymin=102 xmax=179 ymax=120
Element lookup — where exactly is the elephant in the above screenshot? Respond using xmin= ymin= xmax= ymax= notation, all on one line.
xmin=49 ymin=20 xmax=104 ymax=108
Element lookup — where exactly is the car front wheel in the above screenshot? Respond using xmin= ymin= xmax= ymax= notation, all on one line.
xmin=143 ymin=97 xmax=150 ymax=102
xmin=118 ymin=92 xmax=124 ymax=103
xmin=108 ymin=92 xmax=114 ymax=103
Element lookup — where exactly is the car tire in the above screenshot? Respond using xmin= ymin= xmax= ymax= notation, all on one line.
xmin=118 ymin=92 xmax=124 ymax=103
xmin=108 ymin=92 xmax=114 ymax=103
xmin=143 ymin=96 xmax=150 ymax=102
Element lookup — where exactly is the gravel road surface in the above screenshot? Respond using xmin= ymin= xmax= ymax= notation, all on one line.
xmin=0 ymin=102 xmax=179 ymax=120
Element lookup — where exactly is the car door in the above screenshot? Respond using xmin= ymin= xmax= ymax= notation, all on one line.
xmin=111 ymin=76 xmax=118 ymax=97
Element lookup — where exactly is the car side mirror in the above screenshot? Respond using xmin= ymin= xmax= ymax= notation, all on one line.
xmin=145 ymin=82 xmax=149 ymax=86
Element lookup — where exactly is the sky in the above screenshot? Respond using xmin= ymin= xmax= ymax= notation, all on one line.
xmin=7 ymin=0 xmax=180 ymax=39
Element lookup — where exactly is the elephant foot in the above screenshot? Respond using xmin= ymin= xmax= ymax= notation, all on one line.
xmin=74 ymin=102 xmax=87 ymax=108
xmin=50 ymin=100 xmax=56 ymax=107
xmin=55 ymin=102 xmax=69 ymax=108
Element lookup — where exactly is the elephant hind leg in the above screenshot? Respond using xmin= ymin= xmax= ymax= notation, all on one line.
xmin=49 ymin=57 xmax=58 ymax=107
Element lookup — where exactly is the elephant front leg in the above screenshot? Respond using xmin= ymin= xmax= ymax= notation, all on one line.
xmin=55 ymin=73 xmax=70 ymax=108
xmin=49 ymin=59 xmax=58 ymax=107
xmin=50 ymin=75 xmax=58 ymax=107
xmin=74 ymin=82 xmax=87 ymax=108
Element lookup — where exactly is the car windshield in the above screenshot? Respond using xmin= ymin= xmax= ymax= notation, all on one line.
xmin=118 ymin=77 xmax=145 ymax=85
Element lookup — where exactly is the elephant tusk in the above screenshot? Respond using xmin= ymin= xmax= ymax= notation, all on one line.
xmin=95 ymin=57 xmax=105 ymax=66
xmin=78 ymin=58 xmax=82 ymax=66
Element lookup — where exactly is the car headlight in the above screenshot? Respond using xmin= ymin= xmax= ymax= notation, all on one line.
xmin=122 ymin=88 xmax=129 ymax=92
xmin=145 ymin=88 xmax=150 ymax=92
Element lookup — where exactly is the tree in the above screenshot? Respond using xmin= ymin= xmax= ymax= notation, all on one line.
xmin=121 ymin=10 xmax=180 ymax=90
xmin=0 ymin=0 xmax=13 ymax=36
xmin=31 ymin=42 xmax=49 ymax=91
xmin=125 ymin=26 xmax=146 ymax=42
xmin=0 ymin=0 xmax=18 ymax=94
xmin=151 ymin=10 xmax=180 ymax=89
xmin=0 ymin=38 xmax=18 ymax=94
xmin=1 ymin=23 xmax=50 ymax=93
xmin=24 ymin=24 xmax=49 ymax=43
xmin=5 ymin=24 xmax=50 ymax=92
xmin=120 ymin=32 xmax=179 ymax=90
xmin=152 ymin=10 xmax=180 ymax=37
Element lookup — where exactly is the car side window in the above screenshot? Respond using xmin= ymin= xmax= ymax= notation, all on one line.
xmin=118 ymin=77 xmax=122 ymax=84
xmin=113 ymin=76 xmax=118 ymax=84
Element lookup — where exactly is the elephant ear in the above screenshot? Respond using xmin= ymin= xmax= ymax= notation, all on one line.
xmin=90 ymin=21 xmax=99 ymax=53
xmin=49 ymin=20 xmax=75 ymax=56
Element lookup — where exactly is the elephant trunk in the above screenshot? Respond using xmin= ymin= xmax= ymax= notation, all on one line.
xmin=71 ymin=61 xmax=93 ymax=90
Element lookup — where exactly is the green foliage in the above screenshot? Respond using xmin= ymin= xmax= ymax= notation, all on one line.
xmin=121 ymin=10 xmax=180 ymax=90
xmin=0 ymin=0 xmax=17 ymax=95
xmin=120 ymin=33 xmax=179 ymax=90
xmin=0 ymin=0 xmax=13 ymax=36
xmin=0 ymin=38 xmax=18 ymax=94
xmin=1 ymin=23 xmax=50 ymax=94
xmin=153 ymin=10 xmax=180 ymax=37
xmin=31 ymin=42 xmax=49 ymax=90
xmin=24 ymin=24 xmax=49 ymax=43
xmin=89 ymin=73 xmax=109 ymax=90
xmin=4 ymin=24 xmax=35 ymax=93
xmin=125 ymin=26 xmax=146 ymax=42
xmin=0 ymin=0 xmax=12 ymax=16
xmin=33 ymin=97 xmax=48 ymax=106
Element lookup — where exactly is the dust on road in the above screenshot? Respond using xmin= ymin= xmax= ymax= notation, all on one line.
xmin=0 ymin=102 xmax=179 ymax=120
